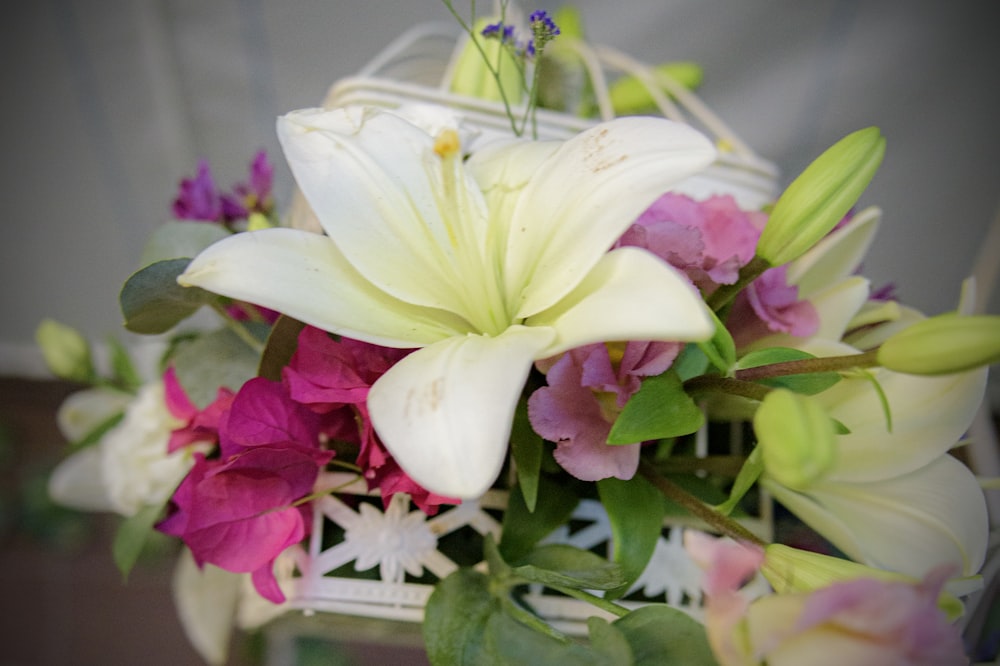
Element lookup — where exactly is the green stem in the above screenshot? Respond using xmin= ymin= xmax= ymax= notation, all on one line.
xmin=547 ymin=585 xmax=630 ymax=618
xmin=707 ymin=255 xmax=772 ymax=312
xmin=210 ymin=303 xmax=265 ymax=354
xmin=734 ymin=349 xmax=880 ymax=382
xmin=652 ymin=455 xmax=749 ymax=477
xmin=685 ymin=375 xmax=772 ymax=402
xmin=499 ymin=596 xmax=571 ymax=642
xmin=639 ymin=460 xmax=766 ymax=547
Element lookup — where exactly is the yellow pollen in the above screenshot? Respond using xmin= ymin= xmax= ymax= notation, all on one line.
xmin=434 ymin=129 xmax=461 ymax=158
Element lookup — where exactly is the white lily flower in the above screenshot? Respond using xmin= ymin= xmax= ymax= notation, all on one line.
xmin=760 ymin=339 xmax=989 ymax=578
xmin=180 ymin=105 xmax=715 ymax=498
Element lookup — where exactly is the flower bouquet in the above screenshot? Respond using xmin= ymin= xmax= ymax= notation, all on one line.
xmin=39 ymin=3 xmax=999 ymax=665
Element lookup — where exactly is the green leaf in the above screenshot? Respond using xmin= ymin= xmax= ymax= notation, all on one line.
xmin=673 ymin=343 xmax=709 ymax=381
xmin=613 ymin=605 xmax=715 ymax=666
xmin=587 ymin=617 xmax=634 ymax=665
xmin=423 ymin=569 xmax=497 ymax=665
xmin=120 ymin=259 xmax=218 ymax=334
xmin=511 ymin=544 xmax=625 ymax=591
xmin=171 ymin=327 xmax=263 ymax=408
xmin=68 ymin=410 xmax=124 ymax=454
xmin=499 ymin=475 xmax=578 ymax=563
xmin=483 ymin=611 xmax=603 ymax=665
xmin=598 ymin=475 xmax=665 ymax=599
xmin=510 ymin=399 xmax=543 ymax=512
xmin=106 ymin=336 xmax=142 ymax=391
xmin=257 ymin=315 xmax=305 ymax=381
xmin=697 ymin=308 xmax=736 ymax=374
xmin=736 ymin=347 xmax=841 ymax=395
xmin=607 ymin=370 xmax=704 ymax=444
xmin=139 ymin=221 xmax=231 ymax=266
xmin=112 ymin=503 xmax=163 ymax=580
xmin=715 ymin=447 xmax=764 ymax=516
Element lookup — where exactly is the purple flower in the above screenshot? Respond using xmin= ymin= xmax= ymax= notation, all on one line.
xmin=529 ymin=341 xmax=680 ymax=481
xmin=282 ymin=326 xmax=457 ymax=514
xmin=221 ymin=150 xmax=274 ymax=220
xmin=728 ymin=265 xmax=819 ymax=347
xmin=171 ymin=151 xmax=274 ymax=224
xmin=172 ymin=159 xmax=223 ymax=221
xmin=619 ymin=193 xmax=763 ymax=294
xmin=158 ymin=377 xmax=332 ymax=603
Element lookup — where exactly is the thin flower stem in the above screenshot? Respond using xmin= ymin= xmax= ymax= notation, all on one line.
xmin=499 ymin=596 xmax=572 ymax=642
xmin=733 ymin=349 xmax=880 ymax=381
xmin=707 ymin=255 xmax=772 ymax=312
xmin=639 ymin=460 xmax=767 ymax=547
xmin=685 ymin=375 xmax=772 ymax=402
xmin=652 ymin=455 xmax=749 ymax=477
xmin=210 ymin=303 xmax=265 ymax=354
xmin=293 ymin=474 xmax=365 ymax=506
xmin=546 ymin=585 xmax=631 ymax=618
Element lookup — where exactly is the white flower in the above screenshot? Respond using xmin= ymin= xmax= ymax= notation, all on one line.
xmin=49 ymin=380 xmax=197 ymax=517
xmin=762 ymin=357 xmax=989 ymax=579
xmin=180 ymin=105 xmax=716 ymax=498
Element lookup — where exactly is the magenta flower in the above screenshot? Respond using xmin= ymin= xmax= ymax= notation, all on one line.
xmin=619 ymin=193 xmax=763 ymax=294
xmin=221 ymin=149 xmax=274 ymax=220
xmin=727 ymin=264 xmax=819 ymax=347
xmin=528 ymin=341 xmax=680 ymax=481
xmin=163 ymin=366 xmax=234 ymax=453
xmin=282 ymin=326 xmax=456 ymax=514
xmin=158 ymin=377 xmax=332 ymax=603
xmin=171 ymin=150 xmax=274 ymax=224
xmin=172 ymin=159 xmax=223 ymax=221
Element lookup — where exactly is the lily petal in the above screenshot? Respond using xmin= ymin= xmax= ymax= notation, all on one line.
xmin=818 ymin=366 xmax=987 ymax=482
xmin=787 ymin=206 xmax=881 ymax=299
xmin=527 ymin=247 xmax=714 ymax=356
xmin=173 ymin=548 xmax=241 ymax=666
xmin=47 ymin=446 xmax=114 ymax=512
xmin=277 ymin=107 xmax=489 ymax=313
xmin=806 ymin=276 xmax=872 ymax=342
xmin=368 ymin=325 xmax=556 ymax=498
xmin=180 ymin=228 xmax=469 ymax=348
xmin=504 ymin=116 xmax=716 ymax=318
xmin=773 ymin=456 xmax=988 ymax=578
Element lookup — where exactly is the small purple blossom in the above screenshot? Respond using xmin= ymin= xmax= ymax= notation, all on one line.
xmin=529 ymin=341 xmax=680 ymax=481
xmin=727 ymin=265 xmax=820 ymax=347
xmin=171 ymin=150 xmax=274 ymax=225
xmin=172 ymin=159 xmax=223 ymax=222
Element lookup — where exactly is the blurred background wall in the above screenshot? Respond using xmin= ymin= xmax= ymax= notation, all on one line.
xmin=4 ymin=0 xmax=999 ymax=385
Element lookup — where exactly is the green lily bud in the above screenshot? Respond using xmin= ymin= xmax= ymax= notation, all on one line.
xmin=757 ymin=127 xmax=886 ymax=266
xmin=609 ymin=62 xmax=704 ymax=115
xmin=762 ymin=544 xmax=965 ymax=620
xmin=448 ymin=18 xmax=523 ymax=104
xmin=36 ymin=318 xmax=94 ymax=382
xmin=753 ymin=389 xmax=836 ymax=491
xmin=877 ymin=313 xmax=1000 ymax=375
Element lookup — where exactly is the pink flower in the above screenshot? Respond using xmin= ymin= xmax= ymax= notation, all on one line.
xmin=727 ymin=264 xmax=819 ymax=347
xmin=158 ymin=377 xmax=332 ymax=603
xmin=528 ymin=341 xmax=680 ymax=481
xmin=163 ymin=366 xmax=234 ymax=453
xmin=282 ymin=326 xmax=456 ymax=514
xmin=619 ymin=193 xmax=762 ymax=293
xmin=686 ymin=533 xmax=968 ymax=666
